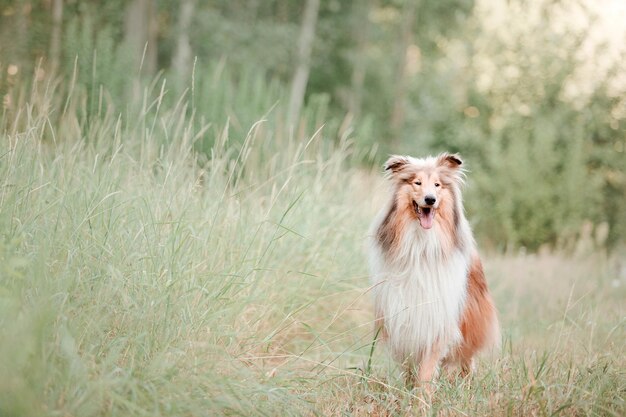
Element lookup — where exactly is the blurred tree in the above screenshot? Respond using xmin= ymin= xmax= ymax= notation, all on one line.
xmin=288 ymin=0 xmax=320 ymax=126
xmin=49 ymin=0 xmax=63 ymax=73
xmin=390 ymin=0 xmax=417 ymax=148
xmin=434 ymin=0 xmax=626 ymax=250
xmin=170 ymin=0 xmax=195 ymax=82
xmin=346 ymin=0 xmax=372 ymax=120
xmin=123 ymin=0 xmax=157 ymax=75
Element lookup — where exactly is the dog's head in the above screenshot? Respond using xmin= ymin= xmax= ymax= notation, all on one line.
xmin=384 ymin=153 xmax=464 ymax=230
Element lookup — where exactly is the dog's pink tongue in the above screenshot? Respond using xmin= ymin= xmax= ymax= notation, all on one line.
xmin=419 ymin=210 xmax=434 ymax=229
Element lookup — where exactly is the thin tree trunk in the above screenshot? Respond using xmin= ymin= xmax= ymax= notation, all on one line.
xmin=171 ymin=0 xmax=196 ymax=78
xmin=288 ymin=0 xmax=320 ymax=126
xmin=15 ymin=2 xmax=30 ymax=64
xmin=348 ymin=1 xmax=372 ymax=120
xmin=124 ymin=0 xmax=157 ymax=75
xmin=49 ymin=0 xmax=63 ymax=74
xmin=390 ymin=1 xmax=418 ymax=148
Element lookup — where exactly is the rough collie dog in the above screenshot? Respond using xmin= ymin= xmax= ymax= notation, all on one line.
xmin=368 ymin=153 xmax=498 ymax=384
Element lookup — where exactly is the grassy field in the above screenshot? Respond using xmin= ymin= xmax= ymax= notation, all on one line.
xmin=0 ymin=82 xmax=624 ymax=416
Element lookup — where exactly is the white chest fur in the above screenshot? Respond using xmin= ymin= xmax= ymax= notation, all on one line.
xmin=369 ymin=229 xmax=470 ymax=365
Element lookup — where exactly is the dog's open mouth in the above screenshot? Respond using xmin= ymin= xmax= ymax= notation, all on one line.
xmin=413 ymin=201 xmax=435 ymax=230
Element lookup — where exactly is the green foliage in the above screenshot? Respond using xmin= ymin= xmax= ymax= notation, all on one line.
xmin=0 ymin=0 xmax=624 ymax=249
xmin=387 ymin=1 xmax=626 ymax=250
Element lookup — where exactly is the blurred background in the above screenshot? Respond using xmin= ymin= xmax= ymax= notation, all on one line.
xmin=1 ymin=0 xmax=625 ymax=251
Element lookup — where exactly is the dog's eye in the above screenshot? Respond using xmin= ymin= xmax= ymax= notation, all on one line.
xmin=415 ymin=181 xmax=421 ymax=186
xmin=435 ymin=183 xmax=441 ymax=187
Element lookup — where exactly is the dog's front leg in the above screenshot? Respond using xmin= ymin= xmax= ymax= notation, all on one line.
xmin=417 ymin=344 xmax=442 ymax=382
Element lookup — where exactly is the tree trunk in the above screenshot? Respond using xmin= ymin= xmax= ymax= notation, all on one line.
xmin=348 ymin=0 xmax=372 ymax=120
xmin=171 ymin=0 xmax=196 ymax=79
xmin=49 ymin=0 xmax=63 ymax=74
xmin=124 ymin=0 xmax=157 ymax=75
xmin=288 ymin=0 xmax=320 ymax=126
xmin=15 ymin=2 xmax=30 ymax=65
xmin=390 ymin=1 xmax=418 ymax=148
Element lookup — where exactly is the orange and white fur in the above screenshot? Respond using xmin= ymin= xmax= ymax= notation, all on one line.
xmin=368 ymin=153 xmax=498 ymax=383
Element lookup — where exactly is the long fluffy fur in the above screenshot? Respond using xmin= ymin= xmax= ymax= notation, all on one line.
xmin=368 ymin=153 xmax=499 ymax=380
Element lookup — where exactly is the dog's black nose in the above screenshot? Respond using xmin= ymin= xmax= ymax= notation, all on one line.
xmin=424 ymin=195 xmax=436 ymax=206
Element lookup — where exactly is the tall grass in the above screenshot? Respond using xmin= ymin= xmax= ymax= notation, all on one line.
xmin=0 ymin=74 xmax=624 ymax=416
xmin=0 ymin=73 xmax=372 ymax=416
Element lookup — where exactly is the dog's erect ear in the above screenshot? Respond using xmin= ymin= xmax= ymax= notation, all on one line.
xmin=437 ymin=153 xmax=463 ymax=169
xmin=384 ymin=155 xmax=409 ymax=173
